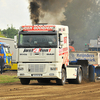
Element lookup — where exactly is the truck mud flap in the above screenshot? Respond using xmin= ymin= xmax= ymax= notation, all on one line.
xmin=89 ymin=65 xmax=95 ymax=82
xmin=77 ymin=60 xmax=89 ymax=80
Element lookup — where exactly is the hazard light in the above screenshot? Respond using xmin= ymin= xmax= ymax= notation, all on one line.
xmin=19 ymin=25 xmax=55 ymax=32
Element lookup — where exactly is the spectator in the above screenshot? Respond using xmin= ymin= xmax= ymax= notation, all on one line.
xmin=52 ymin=37 xmax=57 ymax=44
xmin=29 ymin=37 xmax=33 ymax=43
xmin=0 ymin=46 xmax=5 ymax=74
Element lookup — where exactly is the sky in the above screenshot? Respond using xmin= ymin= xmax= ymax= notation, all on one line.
xmin=0 ymin=0 xmax=31 ymax=30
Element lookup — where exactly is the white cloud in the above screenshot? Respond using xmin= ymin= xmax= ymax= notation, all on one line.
xmin=0 ymin=0 xmax=31 ymax=30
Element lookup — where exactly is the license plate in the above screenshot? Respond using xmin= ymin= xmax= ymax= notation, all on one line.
xmin=31 ymin=74 xmax=42 ymax=76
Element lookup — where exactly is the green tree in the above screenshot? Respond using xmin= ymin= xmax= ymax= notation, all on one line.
xmin=2 ymin=25 xmax=18 ymax=38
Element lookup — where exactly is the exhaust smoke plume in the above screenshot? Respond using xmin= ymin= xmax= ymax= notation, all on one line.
xmin=30 ymin=1 xmax=40 ymax=24
xmin=28 ymin=0 xmax=100 ymax=50
xmin=61 ymin=0 xmax=100 ymax=50
xmin=29 ymin=0 xmax=71 ymax=24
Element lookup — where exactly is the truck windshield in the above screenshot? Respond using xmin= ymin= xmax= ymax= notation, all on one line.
xmin=18 ymin=34 xmax=57 ymax=48
xmin=3 ymin=47 xmax=10 ymax=53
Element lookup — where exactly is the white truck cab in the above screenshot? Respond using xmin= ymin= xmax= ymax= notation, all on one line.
xmin=14 ymin=24 xmax=82 ymax=85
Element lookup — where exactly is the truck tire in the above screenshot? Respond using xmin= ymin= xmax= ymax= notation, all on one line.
xmin=56 ymin=68 xmax=66 ymax=85
xmin=68 ymin=68 xmax=82 ymax=84
xmin=75 ymin=68 xmax=82 ymax=84
xmin=20 ymin=78 xmax=30 ymax=85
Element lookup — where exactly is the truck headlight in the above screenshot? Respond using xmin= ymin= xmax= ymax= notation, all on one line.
xmin=50 ymin=67 xmax=58 ymax=70
xmin=18 ymin=67 xmax=24 ymax=70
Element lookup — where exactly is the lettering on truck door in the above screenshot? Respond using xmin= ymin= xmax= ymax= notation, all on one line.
xmin=59 ymin=36 xmax=69 ymax=66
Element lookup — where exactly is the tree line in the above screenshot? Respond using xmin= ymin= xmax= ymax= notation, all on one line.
xmin=0 ymin=25 xmax=18 ymax=39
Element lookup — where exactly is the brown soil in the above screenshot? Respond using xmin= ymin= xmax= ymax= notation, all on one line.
xmin=0 ymin=71 xmax=100 ymax=100
xmin=0 ymin=70 xmax=17 ymax=76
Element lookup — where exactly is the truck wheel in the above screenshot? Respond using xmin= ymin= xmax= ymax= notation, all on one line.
xmin=68 ymin=68 xmax=82 ymax=84
xmin=56 ymin=68 xmax=66 ymax=85
xmin=20 ymin=78 xmax=30 ymax=85
xmin=75 ymin=68 xmax=82 ymax=84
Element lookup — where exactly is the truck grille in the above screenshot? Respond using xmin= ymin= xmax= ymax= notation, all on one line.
xmin=28 ymin=64 xmax=45 ymax=72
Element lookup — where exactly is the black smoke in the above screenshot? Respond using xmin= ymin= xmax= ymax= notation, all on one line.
xmin=28 ymin=0 xmax=100 ymax=50
xmin=29 ymin=0 xmax=71 ymax=24
xmin=29 ymin=1 xmax=40 ymax=24
xmin=62 ymin=0 xmax=100 ymax=50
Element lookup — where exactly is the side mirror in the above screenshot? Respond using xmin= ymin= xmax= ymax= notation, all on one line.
xmin=14 ymin=36 xmax=17 ymax=48
xmin=60 ymin=35 xmax=64 ymax=46
xmin=60 ymin=35 xmax=63 ymax=42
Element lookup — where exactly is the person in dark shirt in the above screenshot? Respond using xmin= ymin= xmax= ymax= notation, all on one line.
xmin=0 ymin=46 xmax=5 ymax=74
xmin=52 ymin=37 xmax=57 ymax=44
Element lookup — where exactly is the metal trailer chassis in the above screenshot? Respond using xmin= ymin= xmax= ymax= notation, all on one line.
xmin=70 ymin=60 xmax=100 ymax=82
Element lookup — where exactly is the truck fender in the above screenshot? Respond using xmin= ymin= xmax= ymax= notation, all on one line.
xmin=61 ymin=64 xmax=66 ymax=72
xmin=78 ymin=66 xmax=83 ymax=77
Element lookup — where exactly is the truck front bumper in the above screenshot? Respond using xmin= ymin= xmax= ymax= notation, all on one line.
xmin=17 ymin=63 xmax=62 ymax=79
xmin=17 ymin=72 xmax=61 ymax=79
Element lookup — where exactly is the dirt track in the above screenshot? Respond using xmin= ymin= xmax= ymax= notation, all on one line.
xmin=0 ymin=71 xmax=100 ymax=100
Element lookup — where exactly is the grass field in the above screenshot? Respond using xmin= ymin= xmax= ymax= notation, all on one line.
xmin=0 ymin=75 xmax=19 ymax=84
